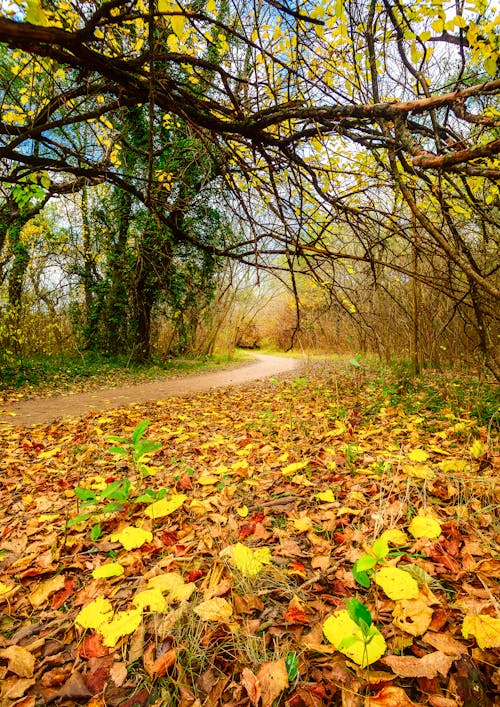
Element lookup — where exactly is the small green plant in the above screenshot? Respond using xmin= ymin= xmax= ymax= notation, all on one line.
xmin=352 ymin=537 xmax=390 ymax=588
xmin=68 ymin=478 xmax=132 ymax=538
xmin=108 ymin=419 xmax=162 ymax=485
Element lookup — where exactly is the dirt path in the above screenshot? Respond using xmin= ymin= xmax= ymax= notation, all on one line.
xmin=0 ymin=354 xmax=302 ymax=427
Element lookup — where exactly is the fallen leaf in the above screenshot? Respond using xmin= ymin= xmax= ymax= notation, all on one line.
xmin=147 ymin=572 xmax=196 ymax=602
xmin=281 ymin=460 xmax=308 ymax=476
xmin=75 ymin=596 xmax=114 ymax=630
xmin=382 ymin=651 xmax=453 ymax=678
xmin=407 ymin=449 xmax=430 ymax=462
xmin=392 ymin=594 xmax=434 ymax=636
xmin=367 ymin=685 xmax=418 ymax=706
xmin=379 ymin=529 xmax=408 ymax=546
xmin=462 ymin=614 xmax=500 ymax=649
xmin=29 ymin=574 xmax=66 ymax=608
xmin=316 ymin=489 xmax=336 ymax=502
xmin=408 ymin=515 xmax=442 ymax=539
xmin=422 ymin=631 xmax=468 ymax=657
xmin=223 ymin=542 xmax=272 ymax=578
xmin=323 ymin=610 xmax=386 ymax=667
xmin=144 ymin=494 xmax=187 ymax=519
xmin=241 ymin=666 xmax=260 ymax=705
xmin=132 ymin=588 xmax=168 ymax=612
xmin=194 ymin=597 xmax=233 ymax=622
xmin=92 ymin=562 xmax=125 ymax=579
xmin=0 ymin=645 xmax=35 ymax=678
xmin=99 ymin=608 xmax=143 ymax=647
xmin=1 ymin=677 xmax=36 ymax=700
xmin=256 ymin=658 xmax=289 ymax=707
xmin=374 ymin=567 xmax=419 ymax=600
xmin=110 ymin=526 xmax=153 ymax=550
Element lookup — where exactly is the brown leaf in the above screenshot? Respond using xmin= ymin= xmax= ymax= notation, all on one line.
xmin=28 ymin=574 xmax=66 ymax=608
xmin=256 ymin=658 xmax=289 ymax=707
xmin=382 ymin=652 xmax=454 ymax=679
xmin=366 ymin=686 xmax=418 ymax=706
xmin=128 ymin=623 xmax=145 ymax=664
xmin=241 ymin=666 xmax=261 ymax=706
xmin=109 ymin=662 xmax=128 ymax=688
xmin=233 ymin=593 xmax=264 ymax=614
xmin=56 ymin=671 xmax=93 ymax=701
xmin=422 ymin=631 xmax=468 ymax=658
xmin=0 ymin=645 xmax=35 ymax=678
xmin=0 ymin=677 xmax=36 ymax=700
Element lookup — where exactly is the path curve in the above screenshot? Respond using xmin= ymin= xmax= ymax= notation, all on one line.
xmin=0 ymin=354 xmax=302 ymax=427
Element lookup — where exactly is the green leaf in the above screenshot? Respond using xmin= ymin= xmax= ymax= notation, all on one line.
xmin=74 ymin=488 xmax=97 ymax=503
xmin=90 ymin=523 xmax=102 ymax=541
xmin=100 ymin=501 xmax=124 ymax=514
xmin=352 ymin=565 xmax=371 ymax=588
xmin=372 ymin=538 xmax=389 ymax=559
xmin=355 ymin=555 xmax=377 ymax=572
xmin=285 ymin=652 xmax=299 ymax=680
xmin=132 ymin=419 xmax=151 ymax=445
xmin=67 ymin=512 xmax=93 ymax=527
xmin=108 ymin=445 xmax=128 ymax=456
xmin=346 ymin=597 xmax=372 ymax=630
xmin=99 ymin=479 xmax=130 ymax=501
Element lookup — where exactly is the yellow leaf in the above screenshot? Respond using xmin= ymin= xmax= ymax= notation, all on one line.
xmin=132 ymin=588 xmax=168 ymax=612
xmin=293 ymin=517 xmax=313 ymax=533
xmin=402 ymin=464 xmax=436 ymax=480
xmin=317 ymin=489 xmax=336 ymax=503
xmin=38 ymin=445 xmax=61 ymax=459
xmin=323 ymin=610 xmax=386 ymax=667
xmin=281 ymin=460 xmax=308 ymax=476
xmin=374 ymin=567 xmax=419 ymax=600
xmin=440 ymin=459 xmax=468 ymax=473
xmin=462 ymin=614 xmax=500 ymax=649
xmin=100 ymin=608 xmax=142 ymax=647
xmin=236 ymin=505 xmax=249 ymax=518
xmin=290 ymin=473 xmax=313 ymax=486
xmin=469 ymin=439 xmax=485 ymax=459
xmin=92 ymin=563 xmax=125 ymax=579
xmin=29 ymin=575 xmax=66 ymax=608
xmin=0 ymin=646 xmax=35 ymax=678
xmin=37 ymin=513 xmax=60 ymax=522
xmin=408 ymin=516 xmax=442 ymax=539
xmin=206 ymin=0 xmax=216 ymax=12
xmin=380 ymin=529 xmax=408 ymax=546
xmin=224 ymin=543 xmax=272 ymax=578
xmin=110 ymin=526 xmax=152 ymax=550
xmin=0 ymin=582 xmax=16 ymax=599
xmin=198 ymin=474 xmax=219 ymax=485
xmin=194 ymin=597 xmax=233 ymax=621
xmin=147 ymin=572 xmax=196 ymax=602
xmin=407 ymin=449 xmax=429 ymax=463
xmin=144 ymin=494 xmax=187 ymax=519
xmin=337 ymin=506 xmax=361 ymax=516
xmin=75 ymin=596 xmax=113 ymax=630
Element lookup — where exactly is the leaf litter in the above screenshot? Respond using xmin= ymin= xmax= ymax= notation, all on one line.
xmin=0 ymin=360 xmax=498 ymax=706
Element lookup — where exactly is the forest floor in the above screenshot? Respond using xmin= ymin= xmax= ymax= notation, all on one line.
xmin=0 ymin=357 xmax=498 ymax=706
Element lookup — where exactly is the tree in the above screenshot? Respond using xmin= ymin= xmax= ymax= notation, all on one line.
xmin=0 ymin=0 xmax=498 ymax=375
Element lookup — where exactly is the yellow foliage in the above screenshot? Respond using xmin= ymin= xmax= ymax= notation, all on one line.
xmin=110 ymin=526 xmax=153 ymax=550
xmin=408 ymin=516 xmax=442 ymax=540
xmin=374 ymin=567 xmax=419 ymax=600
xmin=323 ymin=610 xmax=386 ymax=667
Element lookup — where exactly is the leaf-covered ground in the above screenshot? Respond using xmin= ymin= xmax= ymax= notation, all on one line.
xmin=0 ymin=361 xmax=499 ymax=707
